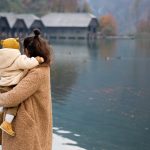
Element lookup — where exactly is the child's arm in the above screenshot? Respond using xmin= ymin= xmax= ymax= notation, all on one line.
xmin=15 ymin=55 xmax=44 ymax=70
xmin=0 ymin=68 xmax=41 ymax=107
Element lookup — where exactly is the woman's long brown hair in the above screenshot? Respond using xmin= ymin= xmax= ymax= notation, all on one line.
xmin=23 ymin=29 xmax=52 ymax=65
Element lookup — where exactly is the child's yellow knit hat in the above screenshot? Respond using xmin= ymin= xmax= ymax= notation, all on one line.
xmin=0 ymin=38 xmax=20 ymax=49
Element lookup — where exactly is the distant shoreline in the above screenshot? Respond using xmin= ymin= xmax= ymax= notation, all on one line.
xmin=97 ymin=33 xmax=150 ymax=40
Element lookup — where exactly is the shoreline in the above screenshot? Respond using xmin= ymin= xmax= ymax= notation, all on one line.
xmin=0 ymin=132 xmax=86 ymax=150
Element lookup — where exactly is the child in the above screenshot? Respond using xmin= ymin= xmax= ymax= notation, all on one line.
xmin=0 ymin=38 xmax=44 ymax=136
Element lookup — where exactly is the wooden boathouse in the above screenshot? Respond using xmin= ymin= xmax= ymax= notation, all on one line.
xmin=0 ymin=12 xmax=99 ymax=40
xmin=41 ymin=13 xmax=99 ymax=40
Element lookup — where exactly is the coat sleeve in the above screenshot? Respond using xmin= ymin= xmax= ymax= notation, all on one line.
xmin=15 ymin=55 xmax=39 ymax=70
xmin=0 ymin=68 xmax=41 ymax=107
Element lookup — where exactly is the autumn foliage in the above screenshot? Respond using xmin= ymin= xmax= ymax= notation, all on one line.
xmin=99 ymin=14 xmax=117 ymax=36
xmin=0 ymin=0 xmax=91 ymax=16
xmin=137 ymin=18 xmax=150 ymax=33
xmin=48 ymin=0 xmax=91 ymax=13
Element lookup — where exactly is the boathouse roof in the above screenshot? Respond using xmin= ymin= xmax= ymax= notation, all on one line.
xmin=0 ymin=12 xmax=17 ymax=28
xmin=41 ymin=13 xmax=97 ymax=28
xmin=0 ymin=13 xmax=42 ymax=29
xmin=17 ymin=14 xmax=41 ymax=28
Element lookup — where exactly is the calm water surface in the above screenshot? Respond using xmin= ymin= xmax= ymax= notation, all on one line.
xmin=51 ymin=39 xmax=150 ymax=150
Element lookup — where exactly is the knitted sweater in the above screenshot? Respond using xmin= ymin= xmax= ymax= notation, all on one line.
xmin=0 ymin=48 xmax=39 ymax=86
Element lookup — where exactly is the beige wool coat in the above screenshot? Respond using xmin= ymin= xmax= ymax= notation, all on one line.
xmin=0 ymin=65 xmax=52 ymax=150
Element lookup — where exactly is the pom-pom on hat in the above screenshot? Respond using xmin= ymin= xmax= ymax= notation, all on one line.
xmin=0 ymin=38 xmax=20 ymax=49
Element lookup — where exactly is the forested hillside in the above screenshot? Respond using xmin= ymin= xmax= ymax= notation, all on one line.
xmin=0 ymin=0 xmax=91 ymax=16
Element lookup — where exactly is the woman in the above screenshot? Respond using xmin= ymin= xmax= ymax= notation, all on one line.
xmin=0 ymin=29 xmax=53 ymax=150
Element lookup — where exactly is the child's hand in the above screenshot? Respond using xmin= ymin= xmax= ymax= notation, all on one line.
xmin=35 ymin=56 xmax=44 ymax=64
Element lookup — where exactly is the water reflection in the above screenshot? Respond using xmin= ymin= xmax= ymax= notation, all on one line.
xmin=130 ymin=39 xmax=150 ymax=88
xmin=51 ymin=39 xmax=150 ymax=150
xmin=99 ymin=39 xmax=116 ymax=59
xmin=51 ymin=62 xmax=78 ymax=104
xmin=135 ymin=39 xmax=150 ymax=57
xmin=51 ymin=41 xmax=90 ymax=104
xmin=87 ymin=39 xmax=117 ymax=60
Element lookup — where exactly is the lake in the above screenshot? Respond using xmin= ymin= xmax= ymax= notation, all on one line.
xmin=51 ymin=39 xmax=150 ymax=150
